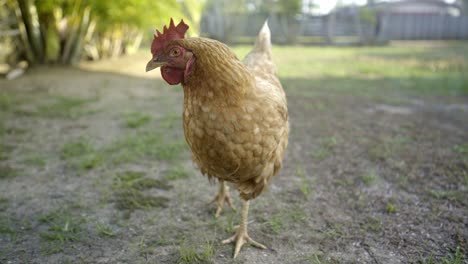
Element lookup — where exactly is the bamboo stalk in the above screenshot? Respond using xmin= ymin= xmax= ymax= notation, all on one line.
xmin=17 ymin=0 xmax=44 ymax=62
xmin=70 ymin=6 xmax=90 ymax=64
xmin=44 ymin=8 xmax=61 ymax=63
xmin=12 ymin=0 xmax=35 ymax=63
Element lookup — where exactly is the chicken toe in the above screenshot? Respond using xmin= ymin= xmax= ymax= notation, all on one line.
xmin=208 ymin=180 xmax=235 ymax=217
xmin=222 ymin=200 xmax=267 ymax=258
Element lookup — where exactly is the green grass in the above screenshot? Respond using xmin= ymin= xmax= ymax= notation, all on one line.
xmin=361 ymin=170 xmax=378 ymax=187
xmin=111 ymin=171 xmax=171 ymax=213
xmin=361 ymin=217 xmax=382 ymax=233
xmin=233 ymin=42 xmax=468 ymax=96
xmin=22 ymin=154 xmax=47 ymax=167
xmin=177 ymin=238 xmax=215 ymax=264
xmin=15 ymin=95 xmax=99 ymax=119
xmin=386 ymin=203 xmax=396 ymax=214
xmin=0 ymin=93 xmax=14 ymax=111
xmin=159 ymin=113 xmax=182 ymax=129
xmin=368 ymin=135 xmax=410 ymax=162
xmin=0 ymin=217 xmax=16 ymax=236
xmin=123 ymin=112 xmax=152 ymax=128
xmin=419 ymin=246 xmax=466 ymax=264
xmin=296 ymin=166 xmax=312 ymax=199
xmin=0 ymin=196 xmax=8 ymax=211
xmin=106 ymin=132 xmax=187 ymax=164
xmin=311 ymin=136 xmax=338 ymax=161
xmin=265 ymin=213 xmax=284 ymax=234
xmin=39 ymin=209 xmax=85 ymax=254
xmin=95 ymin=222 xmax=116 ymax=238
xmin=0 ymin=165 xmax=17 ymax=179
xmin=453 ymin=143 xmax=468 ymax=160
xmin=61 ymin=139 xmax=103 ymax=170
xmin=60 ymin=132 xmax=188 ymax=170
xmin=165 ymin=165 xmax=191 ymax=181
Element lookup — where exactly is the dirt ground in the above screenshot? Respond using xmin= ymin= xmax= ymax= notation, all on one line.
xmin=0 ymin=46 xmax=467 ymax=264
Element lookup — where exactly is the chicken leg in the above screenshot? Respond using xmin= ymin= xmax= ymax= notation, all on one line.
xmin=208 ymin=180 xmax=235 ymax=217
xmin=222 ymin=199 xmax=267 ymax=258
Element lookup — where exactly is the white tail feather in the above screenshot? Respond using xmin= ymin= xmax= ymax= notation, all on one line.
xmin=252 ymin=20 xmax=272 ymax=59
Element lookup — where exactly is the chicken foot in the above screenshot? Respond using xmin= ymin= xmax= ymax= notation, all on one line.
xmin=208 ymin=180 xmax=235 ymax=217
xmin=222 ymin=199 xmax=267 ymax=258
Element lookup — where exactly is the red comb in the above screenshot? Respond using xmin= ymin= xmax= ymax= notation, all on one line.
xmin=151 ymin=18 xmax=189 ymax=55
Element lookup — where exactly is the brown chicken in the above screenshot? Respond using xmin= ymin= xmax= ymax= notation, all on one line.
xmin=146 ymin=19 xmax=289 ymax=258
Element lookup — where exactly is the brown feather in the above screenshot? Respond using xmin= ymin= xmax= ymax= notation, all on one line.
xmin=173 ymin=31 xmax=289 ymax=200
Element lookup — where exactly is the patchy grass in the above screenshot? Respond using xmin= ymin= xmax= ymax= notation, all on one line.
xmin=106 ymin=132 xmax=187 ymax=164
xmin=311 ymin=136 xmax=338 ymax=161
xmin=1 ymin=43 xmax=468 ymax=263
xmin=0 ymin=217 xmax=16 ymax=236
xmin=386 ymin=203 xmax=396 ymax=214
xmin=289 ymin=205 xmax=308 ymax=223
xmin=233 ymin=43 xmax=468 ymax=96
xmin=361 ymin=217 xmax=382 ymax=233
xmin=265 ymin=213 xmax=284 ymax=234
xmin=0 ymin=94 xmax=13 ymax=111
xmin=16 ymin=96 xmax=99 ymax=119
xmin=95 ymin=222 xmax=116 ymax=238
xmin=159 ymin=114 xmax=182 ymax=129
xmin=123 ymin=112 xmax=151 ymax=128
xmin=368 ymin=135 xmax=410 ymax=162
xmin=177 ymin=238 xmax=215 ymax=264
xmin=112 ymin=171 xmax=171 ymax=213
xmin=165 ymin=165 xmax=191 ymax=181
xmin=61 ymin=139 xmax=103 ymax=170
xmin=22 ymin=154 xmax=47 ymax=167
xmin=427 ymin=189 xmax=465 ymax=204
xmin=0 ymin=165 xmax=17 ymax=179
xmin=453 ymin=143 xmax=468 ymax=160
xmin=296 ymin=166 xmax=312 ymax=199
xmin=39 ymin=209 xmax=85 ymax=254
xmin=0 ymin=196 xmax=8 ymax=211
xmin=361 ymin=170 xmax=378 ymax=187
xmin=418 ymin=246 xmax=466 ymax=264
xmin=60 ymin=132 xmax=188 ymax=171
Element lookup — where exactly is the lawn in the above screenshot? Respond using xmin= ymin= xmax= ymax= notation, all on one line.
xmin=0 ymin=42 xmax=467 ymax=263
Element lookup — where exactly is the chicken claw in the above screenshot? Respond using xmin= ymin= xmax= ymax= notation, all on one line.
xmin=208 ymin=180 xmax=235 ymax=217
xmin=222 ymin=200 xmax=267 ymax=258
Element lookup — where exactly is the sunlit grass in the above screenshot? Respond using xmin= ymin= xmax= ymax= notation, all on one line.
xmin=232 ymin=42 xmax=468 ymax=96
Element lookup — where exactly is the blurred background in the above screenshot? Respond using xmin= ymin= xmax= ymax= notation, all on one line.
xmin=0 ymin=0 xmax=467 ymax=71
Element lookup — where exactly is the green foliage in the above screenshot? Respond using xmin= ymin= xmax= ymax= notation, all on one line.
xmin=359 ymin=7 xmax=377 ymax=25
xmin=90 ymin=0 xmax=182 ymax=31
xmin=8 ymin=0 xmax=203 ymax=65
xmin=277 ymin=0 xmax=301 ymax=15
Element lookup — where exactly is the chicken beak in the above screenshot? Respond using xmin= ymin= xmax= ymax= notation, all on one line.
xmin=146 ymin=59 xmax=166 ymax=72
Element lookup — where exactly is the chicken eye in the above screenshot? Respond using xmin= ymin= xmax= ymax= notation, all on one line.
xmin=170 ymin=48 xmax=181 ymax=57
